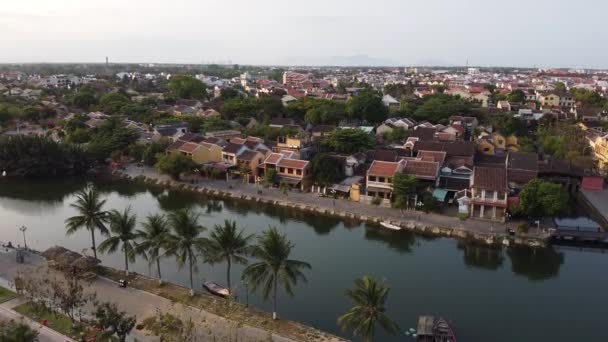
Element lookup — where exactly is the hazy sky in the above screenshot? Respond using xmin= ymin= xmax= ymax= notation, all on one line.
xmin=1 ymin=0 xmax=607 ymax=68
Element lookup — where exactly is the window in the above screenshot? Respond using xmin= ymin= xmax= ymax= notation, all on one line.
xmin=280 ymin=167 xmax=285 ymax=173
xmin=288 ymin=168 xmax=294 ymax=174
xmin=379 ymin=177 xmax=385 ymax=183
xmin=369 ymin=176 xmax=377 ymax=182
xmin=296 ymin=169 xmax=302 ymax=176
xmin=387 ymin=177 xmax=392 ymax=183
xmin=485 ymin=190 xmax=495 ymax=199
xmin=368 ymin=191 xmax=376 ymax=197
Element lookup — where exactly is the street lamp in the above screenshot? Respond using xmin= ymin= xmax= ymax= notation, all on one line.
xmin=19 ymin=226 xmax=27 ymax=249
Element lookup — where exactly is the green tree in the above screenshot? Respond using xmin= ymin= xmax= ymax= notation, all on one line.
xmin=554 ymin=82 xmax=567 ymax=93
xmin=94 ymin=302 xmax=137 ymax=342
xmin=65 ymin=187 xmax=109 ymax=259
xmin=347 ymin=90 xmax=388 ymax=124
xmin=264 ymin=169 xmax=278 ymax=186
xmin=324 ymin=129 xmax=375 ymax=154
xmin=168 ymin=75 xmax=207 ymax=99
xmin=0 ymin=319 xmax=38 ymax=342
xmin=337 ymin=275 xmax=399 ymax=342
xmin=68 ymin=90 xmax=98 ymax=110
xmin=412 ymin=94 xmax=479 ymax=123
xmin=507 ymin=89 xmax=526 ymax=103
xmin=385 ymin=127 xmax=410 ymax=143
xmin=310 ymin=153 xmax=344 ymax=187
xmin=242 ymin=227 xmax=311 ymax=320
xmin=155 ymin=153 xmax=197 ymax=180
xmin=165 ymin=209 xmax=207 ymax=296
xmin=98 ymin=207 xmax=139 ymax=275
xmin=136 ymin=214 xmax=170 ymax=284
xmin=99 ymin=92 xmax=130 ymax=114
xmin=203 ymin=220 xmax=254 ymax=290
xmin=517 ymin=179 xmax=569 ymax=218
xmin=391 ymin=174 xmax=417 ymax=209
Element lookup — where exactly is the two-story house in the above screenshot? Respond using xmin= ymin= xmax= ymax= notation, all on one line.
xmin=262 ymin=152 xmax=310 ymax=190
xmin=222 ymin=143 xmax=248 ymax=165
xmin=470 ymin=167 xmax=508 ymax=222
xmin=364 ymin=160 xmax=405 ymax=205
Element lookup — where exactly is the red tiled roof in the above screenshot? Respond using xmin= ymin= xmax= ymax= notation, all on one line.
xmin=416 ymin=150 xmax=446 ymax=164
xmin=179 ymin=142 xmax=200 ymax=154
xmin=264 ymin=153 xmax=283 ymax=164
xmin=278 ymin=158 xmax=309 ymax=169
xmin=403 ymin=160 xmax=439 ymax=180
xmin=368 ymin=160 xmax=401 ymax=177
xmin=473 ymin=167 xmax=507 ymax=191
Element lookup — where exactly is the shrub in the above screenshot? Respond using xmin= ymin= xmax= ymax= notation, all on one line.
xmin=458 ymin=213 xmax=469 ymax=221
xmin=371 ymin=197 xmax=382 ymax=206
xmin=517 ymin=222 xmax=529 ymax=234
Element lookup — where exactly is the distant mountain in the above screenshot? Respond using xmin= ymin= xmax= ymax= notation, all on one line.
xmin=284 ymin=54 xmax=401 ymax=67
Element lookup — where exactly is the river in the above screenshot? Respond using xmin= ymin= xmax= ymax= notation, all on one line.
xmin=0 ymin=178 xmax=606 ymax=342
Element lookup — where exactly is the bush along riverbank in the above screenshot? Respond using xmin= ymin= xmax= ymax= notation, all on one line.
xmin=113 ymin=170 xmax=550 ymax=249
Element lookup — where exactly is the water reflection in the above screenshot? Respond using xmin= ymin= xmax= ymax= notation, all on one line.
xmin=507 ymin=246 xmax=564 ymax=281
xmin=152 ymin=189 xmax=202 ymax=211
xmin=0 ymin=178 xmax=85 ymax=203
xmin=458 ymin=242 xmax=504 ymax=270
xmin=94 ymin=177 xmax=149 ymax=197
xmin=364 ymin=225 xmax=415 ymax=254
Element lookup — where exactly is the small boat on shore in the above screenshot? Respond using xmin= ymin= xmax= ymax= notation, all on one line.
xmin=203 ymin=281 xmax=230 ymax=298
xmin=380 ymin=221 xmax=402 ymax=231
xmin=502 ymin=238 xmax=510 ymax=247
xmin=416 ymin=316 xmax=456 ymax=342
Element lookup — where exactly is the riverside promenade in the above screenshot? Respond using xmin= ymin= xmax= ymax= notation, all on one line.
xmin=0 ymin=248 xmax=345 ymax=342
xmin=121 ymin=165 xmax=548 ymax=244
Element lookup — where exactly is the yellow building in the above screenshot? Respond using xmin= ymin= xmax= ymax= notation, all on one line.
xmin=477 ymin=133 xmax=519 ymax=155
xmin=171 ymin=141 xmax=223 ymax=165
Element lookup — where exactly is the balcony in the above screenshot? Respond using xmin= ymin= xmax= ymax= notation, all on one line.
xmin=367 ymin=180 xmax=393 ymax=190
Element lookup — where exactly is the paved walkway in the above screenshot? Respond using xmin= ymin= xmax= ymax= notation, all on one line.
xmin=0 ymin=249 xmax=339 ymax=342
xmin=123 ymin=165 xmax=545 ymax=239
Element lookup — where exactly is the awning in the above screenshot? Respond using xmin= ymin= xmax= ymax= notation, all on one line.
xmin=278 ymin=177 xmax=302 ymax=185
xmin=329 ymin=184 xmax=351 ymax=193
xmin=432 ymin=188 xmax=448 ymax=202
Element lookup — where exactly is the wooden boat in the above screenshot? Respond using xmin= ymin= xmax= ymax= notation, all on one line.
xmin=502 ymin=238 xmax=510 ymax=247
xmin=417 ymin=316 xmax=456 ymax=342
xmin=380 ymin=221 xmax=402 ymax=231
xmin=203 ymin=281 xmax=230 ymax=298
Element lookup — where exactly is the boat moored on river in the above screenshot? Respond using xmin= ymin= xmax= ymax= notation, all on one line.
xmin=380 ymin=221 xmax=402 ymax=231
xmin=203 ymin=281 xmax=231 ymax=298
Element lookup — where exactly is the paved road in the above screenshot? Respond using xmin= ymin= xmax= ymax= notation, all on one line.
xmin=123 ymin=165 xmax=544 ymax=238
xmin=0 ymin=249 xmax=338 ymax=342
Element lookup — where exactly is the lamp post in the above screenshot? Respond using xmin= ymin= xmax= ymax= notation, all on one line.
xmin=19 ymin=226 xmax=27 ymax=249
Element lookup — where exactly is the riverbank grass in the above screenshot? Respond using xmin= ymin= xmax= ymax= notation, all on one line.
xmin=13 ymin=302 xmax=96 ymax=340
xmin=0 ymin=286 xmax=16 ymax=303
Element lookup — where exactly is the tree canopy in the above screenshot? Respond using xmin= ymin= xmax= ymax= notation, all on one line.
xmin=347 ymin=90 xmax=388 ymax=124
xmin=516 ymin=179 xmax=569 ymax=218
xmin=323 ymin=128 xmax=375 ymax=154
xmin=0 ymin=135 xmax=93 ymax=177
xmin=411 ymin=94 xmax=480 ymax=123
xmin=155 ymin=153 xmax=197 ymax=180
xmin=167 ymin=75 xmax=207 ymax=99
xmin=310 ymin=153 xmax=345 ymax=186
xmin=391 ymin=174 xmax=417 ymax=209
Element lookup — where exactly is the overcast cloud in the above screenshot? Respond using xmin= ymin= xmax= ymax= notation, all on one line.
xmin=1 ymin=0 xmax=606 ymax=68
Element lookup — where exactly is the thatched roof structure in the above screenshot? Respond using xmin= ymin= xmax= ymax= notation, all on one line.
xmin=41 ymin=246 xmax=82 ymax=267
xmin=70 ymin=256 xmax=100 ymax=270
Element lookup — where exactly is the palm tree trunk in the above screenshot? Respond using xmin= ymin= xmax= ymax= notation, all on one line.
xmin=124 ymin=246 xmax=129 ymax=276
xmin=90 ymin=227 xmax=97 ymax=259
xmin=156 ymin=259 xmax=163 ymax=285
xmin=226 ymin=257 xmax=231 ymax=291
xmin=189 ymin=254 xmax=194 ymax=296
xmin=272 ymin=274 xmax=278 ymax=320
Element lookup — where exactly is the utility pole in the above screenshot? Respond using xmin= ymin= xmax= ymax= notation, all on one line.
xmin=19 ymin=226 xmax=27 ymax=249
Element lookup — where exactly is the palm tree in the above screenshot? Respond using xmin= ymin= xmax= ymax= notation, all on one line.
xmin=242 ymin=227 xmax=310 ymax=320
xmin=165 ymin=208 xmax=206 ymax=296
xmin=65 ymin=187 xmax=109 ymax=259
xmin=203 ymin=220 xmax=254 ymax=291
xmin=98 ymin=207 xmax=139 ymax=276
xmin=337 ymin=276 xmax=399 ymax=342
xmin=136 ymin=214 xmax=170 ymax=285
